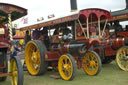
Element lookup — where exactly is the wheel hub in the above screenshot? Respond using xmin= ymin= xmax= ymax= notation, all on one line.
xmin=32 ymin=52 xmax=38 ymax=63
xmin=89 ymin=60 xmax=95 ymax=67
xmin=123 ymin=56 xmax=128 ymax=61
xmin=64 ymin=64 xmax=70 ymax=71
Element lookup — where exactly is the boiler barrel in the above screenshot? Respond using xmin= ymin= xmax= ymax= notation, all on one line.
xmin=111 ymin=38 xmax=125 ymax=50
xmin=68 ymin=41 xmax=86 ymax=55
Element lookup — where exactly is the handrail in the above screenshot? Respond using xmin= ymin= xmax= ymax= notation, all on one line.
xmin=77 ymin=19 xmax=87 ymax=38
xmin=101 ymin=19 xmax=108 ymax=37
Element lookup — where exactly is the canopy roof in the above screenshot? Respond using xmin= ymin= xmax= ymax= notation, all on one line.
xmin=20 ymin=8 xmax=111 ymax=31
xmin=0 ymin=3 xmax=27 ymax=24
xmin=110 ymin=9 xmax=128 ymax=22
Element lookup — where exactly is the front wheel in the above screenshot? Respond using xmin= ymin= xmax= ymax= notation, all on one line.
xmin=10 ymin=56 xmax=24 ymax=85
xmin=82 ymin=51 xmax=102 ymax=76
xmin=58 ymin=54 xmax=77 ymax=80
xmin=116 ymin=46 xmax=128 ymax=71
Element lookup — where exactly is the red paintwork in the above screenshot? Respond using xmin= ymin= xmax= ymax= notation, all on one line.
xmin=101 ymin=38 xmax=124 ymax=57
xmin=0 ymin=3 xmax=27 ymax=17
xmin=0 ymin=73 xmax=11 ymax=77
xmin=0 ymin=63 xmax=6 ymax=68
xmin=13 ymin=36 xmax=24 ymax=39
xmin=105 ymin=46 xmax=116 ymax=56
xmin=79 ymin=8 xmax=111 ymax=19
xmin=45 ymin=52 xmax=60 ymax=61
xmin=117 ymin=32 xmax=128 ymax=39
xmin=111 ymin=38 xmax=124 ymax=50
xmin=0 ymin=24 xmax=9 ymax=48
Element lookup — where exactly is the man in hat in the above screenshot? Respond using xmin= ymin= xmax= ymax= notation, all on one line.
xmin=24 ymin=30 xmax=31 ymax=45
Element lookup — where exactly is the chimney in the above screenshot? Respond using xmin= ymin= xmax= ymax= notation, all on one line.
xmin=70 ymin=0 xmax=77 ymax=12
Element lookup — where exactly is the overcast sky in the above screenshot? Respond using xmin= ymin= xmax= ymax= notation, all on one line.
xmin=0 ymin=0 xmax=127 ymax=27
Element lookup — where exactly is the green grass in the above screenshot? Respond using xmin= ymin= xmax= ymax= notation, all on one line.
xmin=1 ymin=61 xmax=128 ymax=85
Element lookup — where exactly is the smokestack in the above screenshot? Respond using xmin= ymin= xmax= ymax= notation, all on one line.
xmin=70 ymin=0 xmax=77 ymax=12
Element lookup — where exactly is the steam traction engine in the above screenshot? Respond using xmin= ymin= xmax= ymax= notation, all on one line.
xmin=20 ymin=8 xmax=127 ymax=80
xmin=0 ymin=3 xmax=27 ymax=85
xmin=104 ymin=9 xmax=128 ymax=71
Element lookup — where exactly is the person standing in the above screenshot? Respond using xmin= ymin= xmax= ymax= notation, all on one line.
xmin=24 ymin=30 xmax=31 ymax=45
xmin=23 ymin=30 xmax=31 ymax=70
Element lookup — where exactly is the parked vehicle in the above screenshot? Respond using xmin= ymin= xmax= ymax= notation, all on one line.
xmin=20 ymin=8 xmax=114 ymax=80
xmin=0 ymin=3 xmax=27 ymax=85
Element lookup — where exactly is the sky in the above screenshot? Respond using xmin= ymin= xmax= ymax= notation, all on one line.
xmin=0 ymin=0 xmax=127 ymax=27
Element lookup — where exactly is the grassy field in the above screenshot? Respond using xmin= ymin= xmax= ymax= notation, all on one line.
xmin=1 ymin=61 xmax=128 ymax=85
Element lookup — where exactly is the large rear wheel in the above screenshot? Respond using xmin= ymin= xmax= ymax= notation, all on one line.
xmin=10 ymin=56 xmax=24 ymax=85
xmin=116 ymin=46 xmax=128 ymax=71
xmin=25 ymin=40 xmax=48 ymax=75
xmin=58 ymin=54 xmax=76 ymax=80
xmin=82 ymin=51 xmax=102 ymax=75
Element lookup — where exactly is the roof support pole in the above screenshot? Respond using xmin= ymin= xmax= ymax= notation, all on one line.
xmin=86 ymin=18 xmax=89 ymax=39
xmin=8 ymin=14 xmax=14 ymax=53
xmin=98 ymin=19 xmax=101 ymax=38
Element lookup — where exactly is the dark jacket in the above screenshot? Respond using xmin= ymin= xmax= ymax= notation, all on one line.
xmin=24 ymin=34 xmax=31 ymax=45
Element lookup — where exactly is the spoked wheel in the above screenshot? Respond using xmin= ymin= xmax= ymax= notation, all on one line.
xmin=82 ymin=51 xmax=101 ymax=76
xmin=58 ymin=54 xmax=76 ymax=80
xmin=0 ymin=50 xmax=8 ymax=81
xmin=25 ymin=40 xmax=48 ymax=75
xmin=10 ymin=56 xmax=24 ymax=85
xmin=116 ymin=46 xmax=128 ymax=71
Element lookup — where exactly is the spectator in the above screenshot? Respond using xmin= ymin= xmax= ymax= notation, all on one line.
xmin=32 ymin=29 xmax=41 ymax=40
xmin=24 ymin=30 xmax=31 ymax=45
xmin=114 ymin=20 xmax=123 ymax=33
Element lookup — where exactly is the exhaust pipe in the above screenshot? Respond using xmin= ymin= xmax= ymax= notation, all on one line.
xmin=70 ymin=0 xmax=77 ymax=12
xmin=126 ymin=0 xmax=128 ymax=9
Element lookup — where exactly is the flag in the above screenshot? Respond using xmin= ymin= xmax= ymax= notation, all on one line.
xmin=23 ymin=18 xmax=28 ymax=24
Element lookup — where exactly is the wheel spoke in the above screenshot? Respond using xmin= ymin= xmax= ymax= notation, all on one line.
xmin=30 ymin=47 xmax=34 ymax=52
xmin=67 ymin=69 xmax=71 ymax=76
xmin=33 ymin=63 xmax=39 ymax=70
xmin=14 ymin=76 xmax=17 ymax=85
xmin=91 ymin=55 xmax=94 ymax=60
xmin=87 ymin=64 xmax=91 ymax=70
xmin=62 ymin=61 xmax=65 ymax=66
xmin=94 ymin=64 xmax=98 ymax=69
xmin=119 ymin=54 xmax=123 ymax=60
xmin=91 ymin=66 xmax=95 ymax=71
xmin=86 ymin=56 xmax=90 ymax=62
xmin=64 ymin=58 xmax=68 ymax=64
xmin=122 ymin=61 xmax=128 ymax=68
